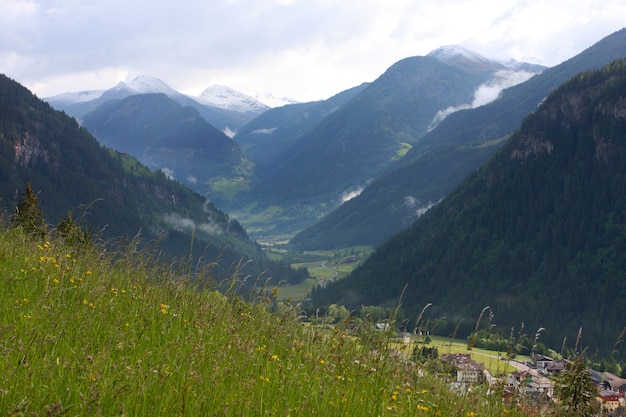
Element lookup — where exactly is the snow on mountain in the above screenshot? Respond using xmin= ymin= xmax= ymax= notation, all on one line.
xmin=110 ymin=75 xmax=181 ymax=97
xmin=196 ymin=85 xmax=269 ymax=113
xmin=46 ymin=89 xmax=105 ymax=104
xmin=254 ymin=93 xmax=300 ymax=108
xmin=428 ymin=45 xmax=494 ymax=65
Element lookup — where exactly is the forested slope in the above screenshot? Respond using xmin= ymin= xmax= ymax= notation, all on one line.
xmin=313 ymin=60 xmax=626 ymax=356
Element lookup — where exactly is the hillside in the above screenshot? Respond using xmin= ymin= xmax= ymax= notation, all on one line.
xmin=0 ymin=74 xmax=301 ymax=284
xmin=233 ymin=83 xmax=369 ymax=174
xmin=0 ymin=222 xmax=540 ymax=416
xmin=293 ymin=27 xmax=626 ymax=250
xmin=232 ymin=53 xmax=516 ymax=237
xmin=312 ymin=59 xmax=626 ymax=357
xmin=80 ymin=93 xmax=257 ymax=204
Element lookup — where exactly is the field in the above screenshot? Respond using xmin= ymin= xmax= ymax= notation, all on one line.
xmin=272 ymin=246 xmax=373 ymax=301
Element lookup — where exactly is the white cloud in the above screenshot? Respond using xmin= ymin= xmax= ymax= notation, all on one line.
xmin=428 ymin=70 xmax=537 ymax=131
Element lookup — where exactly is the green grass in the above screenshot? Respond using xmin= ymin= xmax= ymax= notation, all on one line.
xmin=0 ymin=226 xmax=535 ymax=416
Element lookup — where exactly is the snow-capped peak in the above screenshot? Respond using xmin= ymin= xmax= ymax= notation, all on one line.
xmin=427 ymin=45 xmax=492 ymax=64
xmin=112 ymin=75 xmax=180 ymax=97
xmin=46 ymin=89 xmax=105 ymax=103
xmin=254 ymin=93 xmax=300 ymax=108
xmin=196 ymin=84 xmax=269 ymax=113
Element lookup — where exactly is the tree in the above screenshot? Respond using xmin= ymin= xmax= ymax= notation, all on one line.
xmin=13 ymin=183 xmax=47 ymax=240
xmin=56 ymin=210 xmax=91 ymax=247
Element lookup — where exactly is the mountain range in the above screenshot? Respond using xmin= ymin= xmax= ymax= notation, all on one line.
xmin=79 ymin=93 xmax=257 ymax=205
xmin=12 ymin=27 xmax=626 ymax=358
xmin=0 ymin=73 xmax=304 ymax=285
xmin=312 ymin=58 xmax=626 ymax=357
xmin=292 ymin=28 xmax=626 ymax=250
xmin=46 ymin=75 xmax=271 ymax=135
xmin=224 ymin=47 xmax=544 ymax=237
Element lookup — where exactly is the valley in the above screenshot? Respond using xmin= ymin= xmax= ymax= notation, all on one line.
xmin=4 ymin=26 xmax=626 ymax=368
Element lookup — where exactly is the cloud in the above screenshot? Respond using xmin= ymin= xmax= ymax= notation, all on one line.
xmin=428 ymin=69 xmax=536 ymax=131
xmin=163 ymin=213 xmax=223 ymax=237
xmin=2 ymin=1 xmax=626 ymax=101
xmin=341 ymin=187 xmax=364 ymax=204
xmin=251 ymin=127 xmax=278 ymax=135
xmin=403 ymin=196 xmax=440 ymax=219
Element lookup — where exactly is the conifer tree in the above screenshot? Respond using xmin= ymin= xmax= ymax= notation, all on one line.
xmin=13 ymin=183 xmax=47 ymax=240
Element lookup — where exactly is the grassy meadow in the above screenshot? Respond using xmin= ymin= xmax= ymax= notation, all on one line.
xmin=1 ymin=225 xmax=537 ymax=416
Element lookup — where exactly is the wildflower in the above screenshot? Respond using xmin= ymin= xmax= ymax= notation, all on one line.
xmin=111 ymin=287 xmax=118 ymax=296
xmin=391 ymin=391 xmax=398 ymax=401
xmin=417 ymin=404 xmax=429 ymax=412
xmin=87 ymin=355 xmax=93 ymax=362
xmin=271 ymin=354 xmax=279 ymax=361
xmin=467 ymin=412 xmax=475 ymax=417
xmin=65 ymin=253 xmax=71 ymax=259
xmin=319 ymin=359 xmax=325 ymax=365
xmin=86 ymin=270 xmax=92 ymax=276
xmin=88 ymin=372 xmax=97 ymax=382
xmin=160 ymin=303 xmax=168 ymax=314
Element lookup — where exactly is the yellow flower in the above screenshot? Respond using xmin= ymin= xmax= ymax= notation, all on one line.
xmin=271 ymin=354 xmax=279 ymax=361
xmin=319 ymin=359 xmax=325 ymax=365
xmin=417 ymin=404 xmax=429 ymax=412
xmin=467 ymin=412 xmax=475 ymax=417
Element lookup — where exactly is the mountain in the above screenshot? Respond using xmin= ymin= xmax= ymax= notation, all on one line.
xmin=231 ymin=49 xmax=537 ymax=237
xmin=312 ymin=59 xmax=626 ymax=357
xmin=0 ymin=73 xmax=303 ymax=284
xmin=196 ymin=84 xmax=269 ymax=114
xmin=232 ymin=83 xmax=369 ymax=174
xmin=292 ymin=28 xmax=626 ymax=250
xmin=45 ymin=76 xmax=265 ymax=134
xmin=80 ymin=93 xmax=257 ymax=205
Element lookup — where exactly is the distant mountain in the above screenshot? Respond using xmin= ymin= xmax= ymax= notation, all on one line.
xmin=254 ymin=93 xmax=300 ymax=108
xmin=232 ymin=83 xmax=369 ymax=174
xmin=0 ymin=74 xmax=258 ymax=275
xmin=292 ymin=28 xmax=626 ymax=250
xmin=80 ymin=93 xmax=257 ymax=205
xmin=196 ymin=84 xmax=269 ymax=114
xmin=313 ymin=59 xmax=626 ymax=357
xmin=234 ymin=48 xmax=541 ymax=238
xmin=46 ymin=76 xmax=266 ymax=134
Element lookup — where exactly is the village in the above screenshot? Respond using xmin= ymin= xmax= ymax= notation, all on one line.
xmin=401 ymin=335 xmax=626 ymax=415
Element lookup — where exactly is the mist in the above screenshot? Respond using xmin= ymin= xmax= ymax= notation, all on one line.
xmin=428 ymin=70 xmax=536 ymax=131
xmin=163 ymin=213 xmax=223 ymax=237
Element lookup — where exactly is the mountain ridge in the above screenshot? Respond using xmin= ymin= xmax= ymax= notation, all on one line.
xmin=291 ymin=27 xmax=626 ymax=250
xmin=311 ymin=58 xmax=626 ymax=357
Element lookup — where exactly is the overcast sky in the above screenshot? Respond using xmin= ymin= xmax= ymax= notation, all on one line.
xmin=2 ymin=0 xmax=625 ymax=102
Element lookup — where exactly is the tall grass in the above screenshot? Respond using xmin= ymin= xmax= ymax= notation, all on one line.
xmin=0 ymin=225 xmax=530 ymax=416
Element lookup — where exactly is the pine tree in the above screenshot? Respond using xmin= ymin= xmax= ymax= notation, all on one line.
xmin=13 ymin=183 xmax=47 ymax=240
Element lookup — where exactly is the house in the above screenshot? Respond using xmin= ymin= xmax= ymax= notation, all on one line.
xmin=531 ymin=353 xmax=566 ymax=375
xmin=599 ymin=389 xmax=621 ymax=413
xmin=440 ymin=353 xmax=485 ymax=384
xmin=603 ymin=372 xmax=626 ymax=397
xmin=507 ymin=370 xmax=554 ymax=398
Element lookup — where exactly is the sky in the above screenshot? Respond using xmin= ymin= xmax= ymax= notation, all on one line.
xmin=1 ymin=0 xmax=626 ymax=103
